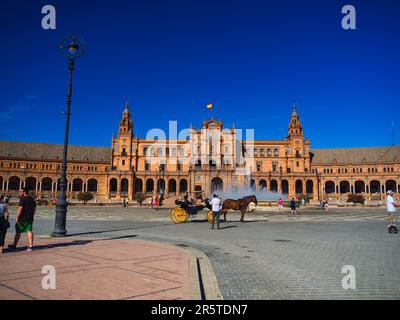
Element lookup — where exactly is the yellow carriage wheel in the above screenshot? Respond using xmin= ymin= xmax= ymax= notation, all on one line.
xmin=171 ymin=207 xmax=188 ymax=224
xmin=170 ymin=208 xmax=179 ymax=224
xmin=206 ymin=210 xmax=213 ymax=223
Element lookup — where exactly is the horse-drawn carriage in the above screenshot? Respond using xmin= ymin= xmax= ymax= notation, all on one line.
xmin=170 ymin=199 xmax=213 ymax=224
xmin=170 ymin=195 xmax=258 ymax=224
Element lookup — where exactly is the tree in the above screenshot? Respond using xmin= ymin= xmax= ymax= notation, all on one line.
xmin=134 ymin=192 xmax=146 ymax=206
xmin=77 ymin=192 xmax=94 ymax=205
xmin=347 ymin=194 xmax=365 ymax=204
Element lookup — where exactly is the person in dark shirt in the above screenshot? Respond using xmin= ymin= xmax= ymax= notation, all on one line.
xmin=289 ymin=198 xmax=297 ymax=216
xmin=9 ymin=187 xmax=36 ymax=251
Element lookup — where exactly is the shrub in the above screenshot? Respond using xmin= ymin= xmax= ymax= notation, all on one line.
xmin=77 ymin=192 xmax=94 ymax=205
xmin=347 ymin=194 xmax=365 ymax=204
xmin=134 ymin=192 xmax=146 ymax=206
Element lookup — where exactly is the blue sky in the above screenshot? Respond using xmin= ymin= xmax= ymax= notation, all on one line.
xmin=0 ymin=0 xmax=399 ymax=148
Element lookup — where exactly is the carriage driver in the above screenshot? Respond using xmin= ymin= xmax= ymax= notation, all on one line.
xmin=210 ymin=194 xmax=222 ymax=230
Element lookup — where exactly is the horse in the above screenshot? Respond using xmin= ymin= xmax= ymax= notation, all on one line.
xmin=222 ymin=195 xmax=258 ymax=222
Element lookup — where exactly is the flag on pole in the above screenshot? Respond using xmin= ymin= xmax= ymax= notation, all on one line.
xmin=207 ymin=103 xmax=213 ymax=109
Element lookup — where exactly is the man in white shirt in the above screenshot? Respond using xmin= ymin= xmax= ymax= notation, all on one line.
xmin=386 ymin=190 xmax=399 ymax=227
xmin=210 ymin=194 xmax=222 ymax=230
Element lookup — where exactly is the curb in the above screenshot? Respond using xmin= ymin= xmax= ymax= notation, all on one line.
xmin=182 ymin=246 xmax=224 ymax=300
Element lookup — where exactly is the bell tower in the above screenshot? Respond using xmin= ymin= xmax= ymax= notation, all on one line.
xmin=286 ymin=104 xmax=310 ymax=174
xmin=111 ymin=100 xmax=134 ymax=172
xmin=287 ymin=104 xmax=303 ymax=139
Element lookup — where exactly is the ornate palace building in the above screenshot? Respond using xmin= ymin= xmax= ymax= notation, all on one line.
xmin=0 ymin=102 xmax=399 ymax=202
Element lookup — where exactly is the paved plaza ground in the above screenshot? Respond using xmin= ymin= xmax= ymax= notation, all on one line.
xmin=1 ymin=205 xmax=399 ymax=300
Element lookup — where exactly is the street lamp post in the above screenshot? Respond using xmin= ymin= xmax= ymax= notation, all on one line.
xmin=52 ymin=34 xmax=86 ymax=237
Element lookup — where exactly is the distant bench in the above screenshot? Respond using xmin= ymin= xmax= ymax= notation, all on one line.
xmin=364 ymin=200 xmax=382 ymax=207
xmin=336 ymin=201 xmax=353 ymax=207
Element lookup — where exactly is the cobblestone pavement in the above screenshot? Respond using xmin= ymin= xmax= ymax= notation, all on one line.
xmin=4 ymin=206 xmax=400 ymax=299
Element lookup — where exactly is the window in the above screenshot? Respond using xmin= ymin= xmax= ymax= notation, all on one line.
xmin=122 ymin=160 xmax=125 ymax=165
xmin=287 ymin=167 xmax=291 ymax=173
xmin=145 ymin=161 xmax=150 ymax=171
xmin=274 ymin=149 xmax=279 ymax=156
xmin=256 ymin=161 xmax=262 ymax=172
xmin=254 ymin=149 xmax=258 ymax=156
xmin=143 ymin=147 xmax=148 ymax=156
xmin=296 ymin=161 xmax=299 ymax=167
xmin=157 ymin=147 xmax=163 ymax=156
xmin=267 ymin=149 xmax=272 ymax=157
xmin=179 ymin=148 xmax=184 ymax=156
xmin=260 ymin=149 xmax=265 ymax=156
xmin=166 ymin=147 xmax=170 ymax=156
xmin=272 ymin=162 xmax=277 ymax=172
xmin=177 ymin=161 xmax=181 ymax=172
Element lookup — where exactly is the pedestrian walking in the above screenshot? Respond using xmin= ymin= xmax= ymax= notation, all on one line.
xmin=149 ymin=196 xmax=154 ymax=209
xmin=0 ymin=196 xmax=10 ymax=254
xmin=8 ymin=187 xmax=36 ymax=252
xmin=154 ymin=196 xmax=159 ymax=210
xmin=210 ymin=194 xmax=222 ymax=230
xmin=324 ymin=200 xmax=329 ymax=211
xmin=301 ymin=198 xmax=305 ymax=207
xmin=277 ymin=198 xmax=283 ymax=211
xmin=289 ymin=198 xmax=296 ymax=215
xmin=386 ymin=190 xmax=399 ymax=231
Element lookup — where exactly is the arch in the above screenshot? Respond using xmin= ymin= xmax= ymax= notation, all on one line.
xmin=260 ymin=149 xmax=265 ymax=157
xmin=325 ymin=181 xmax=335 ymax=194
xmin=134 ymin=178 xmax=143 ymax=193
xmin=72 ymin=178 xmax=83 ymax=192
xmin=57 ymin=178 xmax=68 ymax=191
xmin=109 ymin=178 xmax=118 ymax=193
xmin=210 ymin=177 xmax=223 ymax=193
xmin=370 ymin=180 xmax=380 ymax=194
xmin=157 ymin=178 xmax=166 ymax=192
xmin=339 ymin=181 xmax=350 ymax=193
xmin=270 ymin=179 xmax=278 ymax=192
xmin=168 ymin=179 xmax=177 ymax=193
xmin=121 ymin=178 xmax=129 ymax=194
xmin=259 ymin=179 xmax=267 ymax=189
xmin=253 ymin=148 xmax=258 ymax=156
xmin=0 ymin=176 xmax=3 ymax=190
xmin=274 ymin=149 xmax=279 ymax=156
xmin=295 ymin=180 xmax=303 ymax=194
xmin=306 ymin=180 xmax=314 ymax=194
xmin=267 ymin=149 xmax=272 ymax=157
xmin=386 ymin=180 xmax=396 ymax=193
xmin=354 ymin=180 xmax=365 ymax=194
xmin=87 ymin=179 xmax=98 ymax=192
xmin=146 ymin=179 xmax=154 ymax=193
xmin=8 ymin=176 xmax=20 ymax=190
xmin=281 ymin=179 xmax=289 ymax=194
xmin=25 ymin=177 xmax=37 ymax=191
xmin=41 ymin=177 xmax=52 ymax=191
xmin=179 ymin=179 xmax=188 ymax=192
